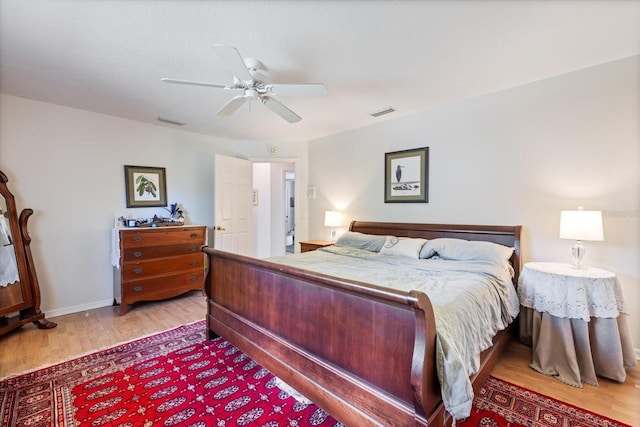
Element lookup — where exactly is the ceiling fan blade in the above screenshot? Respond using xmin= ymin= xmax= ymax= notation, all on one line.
xmin=161 ymin=78 xmax=229 ymax=89
xmin=262 ymin=97 xmax=302 ymax=123
xmin=212 ymin=44 xmax=253 ymax=82
xmin=268 ymin=83 xmax=328 ymax=97
xmin=216 ymin=95 xmax=247 ymax=116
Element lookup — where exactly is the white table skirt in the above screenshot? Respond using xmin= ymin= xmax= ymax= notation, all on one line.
xmin=519 ymin=307 xmax=636 ymax=387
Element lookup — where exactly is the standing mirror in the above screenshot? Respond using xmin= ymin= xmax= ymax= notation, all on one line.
xmin=0 ymin=170 xmax=56 ymax=335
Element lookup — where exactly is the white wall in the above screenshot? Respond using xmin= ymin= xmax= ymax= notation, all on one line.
xmin=252 ymin=163 xmax=272 ymax=259
xmin=0 ymin=95 xmax=233 ymax=316
xmin=0 ymin=94 xmax=310 ymax=317
xmin=308 ymin=55 xmax=640 ymax=350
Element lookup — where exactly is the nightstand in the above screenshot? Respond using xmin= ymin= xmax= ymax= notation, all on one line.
xmin=517 ymin=262 xmax=636 ymax=387
xmin=299 ymin=240 xmax=333 ymax=253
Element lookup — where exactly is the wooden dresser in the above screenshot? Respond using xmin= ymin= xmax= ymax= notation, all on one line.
xmin=113 ymin=225 xmax=206 ymax=315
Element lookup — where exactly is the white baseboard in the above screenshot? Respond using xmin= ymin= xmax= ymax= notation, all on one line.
xmin=44 ymin=299 xmax=114 ymax=319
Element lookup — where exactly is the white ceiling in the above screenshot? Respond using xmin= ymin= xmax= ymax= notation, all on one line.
xmin=1 ymin=1 xmax=639 ymax=142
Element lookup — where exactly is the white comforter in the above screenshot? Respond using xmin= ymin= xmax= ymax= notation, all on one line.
xmin=268 ymin=245 xmax=520 ymax=420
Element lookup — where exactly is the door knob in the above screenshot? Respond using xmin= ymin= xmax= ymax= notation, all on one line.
xmin=214 ymin=226 xmax=226 ymax=231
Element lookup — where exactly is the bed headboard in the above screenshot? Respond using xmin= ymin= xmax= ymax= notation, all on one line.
xmin=349 ymin=221 xmax=523 ymax=284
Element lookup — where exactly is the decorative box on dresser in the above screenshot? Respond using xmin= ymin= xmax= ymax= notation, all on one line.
xmin=113 ymin=225 xmax=207 ymax=315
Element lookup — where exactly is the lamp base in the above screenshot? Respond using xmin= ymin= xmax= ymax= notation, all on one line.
xmin=571 ymin=240 xmax=585 ymax=269
xmin=330 ymin=230 xmax=337 ymax=242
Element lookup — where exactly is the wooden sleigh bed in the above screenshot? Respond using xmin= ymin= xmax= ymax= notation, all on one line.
xmin=202 ymin=221 xmax=522 ymax=426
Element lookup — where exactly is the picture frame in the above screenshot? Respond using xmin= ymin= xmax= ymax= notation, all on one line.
xmin=384 ymin=147 xmax=429 ymax=203
xmin=124 ymin=165 xmax=167 ymax=208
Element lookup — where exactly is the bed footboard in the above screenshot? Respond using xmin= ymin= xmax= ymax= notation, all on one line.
xmin=203 ymin=247 xmax=442 ymax=426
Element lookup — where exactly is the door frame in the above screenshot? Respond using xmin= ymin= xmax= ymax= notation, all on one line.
xmin=249 ymin=157 xmax=300 ymax=256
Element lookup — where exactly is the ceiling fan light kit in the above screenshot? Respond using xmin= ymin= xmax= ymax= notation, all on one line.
xmin=162 ymin=44 xmax=327 ymax=123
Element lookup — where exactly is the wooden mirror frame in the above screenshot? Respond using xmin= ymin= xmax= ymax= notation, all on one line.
xmin=0 ymin=170 xmax=56 ymax=335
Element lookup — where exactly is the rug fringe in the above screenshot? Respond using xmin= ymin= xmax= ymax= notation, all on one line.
xmin=274 ymin=377 xmax=313 ymax=405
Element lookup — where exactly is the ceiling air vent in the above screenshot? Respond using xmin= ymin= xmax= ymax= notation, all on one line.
xmin=369 ymin=106 xmax=396 ymax=118
xmin=157 ymin=117 xmax=186 ymax=126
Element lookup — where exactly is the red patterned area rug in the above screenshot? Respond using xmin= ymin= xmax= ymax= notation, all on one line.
xmin=1 ymin=320 xmax=629 ymax=427
xmin=0 ymin=320 xmax=341 ymax=427
xmin=460 ymin=376 xmax=630 ymax=427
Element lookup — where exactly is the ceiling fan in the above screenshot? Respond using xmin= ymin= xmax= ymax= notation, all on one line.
xmin=161 ymin=44 xmax=328 ymax=123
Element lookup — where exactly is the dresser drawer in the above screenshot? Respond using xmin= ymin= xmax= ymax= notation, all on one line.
xmin=114 ymin=225 xmax=207 ymax=315
xmin=120 ymin=227 xmax=205 ymax=248
xmin=122 ymin=253 xmax=204 ymax=281
xmin=122 ymin=270 xmax=204 ymax=301
xmin=122 ymin=243 xmax=201 ymax=261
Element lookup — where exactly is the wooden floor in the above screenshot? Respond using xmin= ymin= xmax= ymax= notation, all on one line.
xmin=493 ymin=340 xmax=640 ymax=427
xmin=1 ymin=293 xmax=638 ymax=426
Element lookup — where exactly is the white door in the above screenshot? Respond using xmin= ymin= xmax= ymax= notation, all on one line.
xmin=214 ymin=154 xmax=254 ymax=256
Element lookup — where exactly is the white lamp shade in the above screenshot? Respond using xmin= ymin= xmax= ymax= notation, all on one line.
xmin=324 ymin=210 xmax=342 ymax=227
xmin=559 ymin=210 xmax=604 ymax=241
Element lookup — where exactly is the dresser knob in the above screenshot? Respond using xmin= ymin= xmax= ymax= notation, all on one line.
xmin=133 ymin=268 xmax=143 ymax=274
xmin=133 ymin=286 xmax=143 ymax=292
xmin=190 ymin=261 xmax=197 ymax=266
xmin=190 ymin=233 xmax=198 ymax=238
xmin=189 ymin=276 xmax=198 ymax=282
xmin=189 ymin=246 xmax=197 ymax=252
xmin=132 ymin=251 xmax=143 ymax=258
xmin=133 ymin=237 xmax=142 ymax=242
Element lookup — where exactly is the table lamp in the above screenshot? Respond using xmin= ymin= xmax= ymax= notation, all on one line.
xmin=324 ymin=210 xmax=342 ymax=242
xmin=559 ymin=207 xmax=603 ymax=269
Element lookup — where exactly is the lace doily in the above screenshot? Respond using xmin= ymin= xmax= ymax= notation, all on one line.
xmin=517 ymin=262 xmax=628 ymax=321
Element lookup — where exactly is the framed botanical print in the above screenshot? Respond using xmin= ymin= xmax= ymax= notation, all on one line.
xmin=124 ymin=165 xmax=167 ymax=208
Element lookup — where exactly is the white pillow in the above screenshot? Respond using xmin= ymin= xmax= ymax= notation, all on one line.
xmin=379 ymin=236 xmax=427 ymax=259
xmin=419 ymin=243 xmax=437 ymax=259
xmin=420 ymin=238 xmax=513 ymax=265
xmin=334 ymin=231 xmax=386 ymax=252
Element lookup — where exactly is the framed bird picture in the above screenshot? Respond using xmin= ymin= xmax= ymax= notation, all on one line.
xmin=384 ymin=147 xmax=429 ymax=203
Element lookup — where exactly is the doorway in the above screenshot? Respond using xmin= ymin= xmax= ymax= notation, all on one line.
xmin=252 ymin=161 xmax=296 ymax=258
xmin=284 ymin=170 xmax=295 ymax=253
